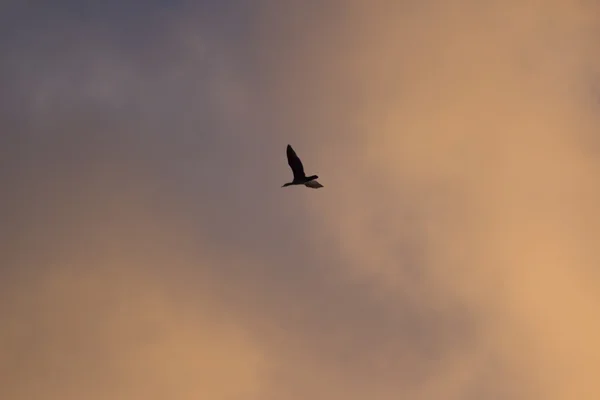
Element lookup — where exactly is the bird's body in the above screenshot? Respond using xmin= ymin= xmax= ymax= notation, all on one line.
xmin=282 ymin=145 xmax=323 ymax=189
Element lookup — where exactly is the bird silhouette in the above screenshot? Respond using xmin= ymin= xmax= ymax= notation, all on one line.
xmin=282 ymin=144 xmax=323 ymax=189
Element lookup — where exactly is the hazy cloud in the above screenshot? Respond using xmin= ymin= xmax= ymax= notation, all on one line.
xmin=1 ymin=1 xmax=599 ymax=399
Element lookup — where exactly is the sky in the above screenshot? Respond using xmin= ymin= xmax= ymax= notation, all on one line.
xmin=1 ymin=1 xmax=600 ymax=399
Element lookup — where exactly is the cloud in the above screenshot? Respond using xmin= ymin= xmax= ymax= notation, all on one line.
xmin=1 ymin=1 xmax=600 ymax=399
xmin=0 ymin=263 xmax=267 ymax=400
xmin=255 ymin=0 xmax=600 ymax=398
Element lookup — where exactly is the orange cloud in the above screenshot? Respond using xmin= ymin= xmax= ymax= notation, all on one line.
xmin=258 ymin=0 xmax=600 ymax=398
xmin=2 ymin=1 xmax=600 ymax=399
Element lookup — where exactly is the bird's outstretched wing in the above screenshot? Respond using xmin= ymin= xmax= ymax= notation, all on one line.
xmin=304 ymin=180 xmax=323 ymax=189
xmin=286 ymin=145 xmax=305 ymax=180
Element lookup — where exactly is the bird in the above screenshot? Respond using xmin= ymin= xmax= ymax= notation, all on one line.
xmin=282 ymin=144 xmax=323 ymax=189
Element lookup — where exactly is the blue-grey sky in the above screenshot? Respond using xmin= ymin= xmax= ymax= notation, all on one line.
xmin=1 ymin=2 xmax=600 ymax=399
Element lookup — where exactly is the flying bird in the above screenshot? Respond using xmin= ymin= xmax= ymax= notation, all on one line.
xmin=282 ymin=144 xmax=323 ymax=189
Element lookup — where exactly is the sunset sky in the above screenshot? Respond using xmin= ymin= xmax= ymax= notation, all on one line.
xmin=1 ymin=1 xmax=600 ymax=399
